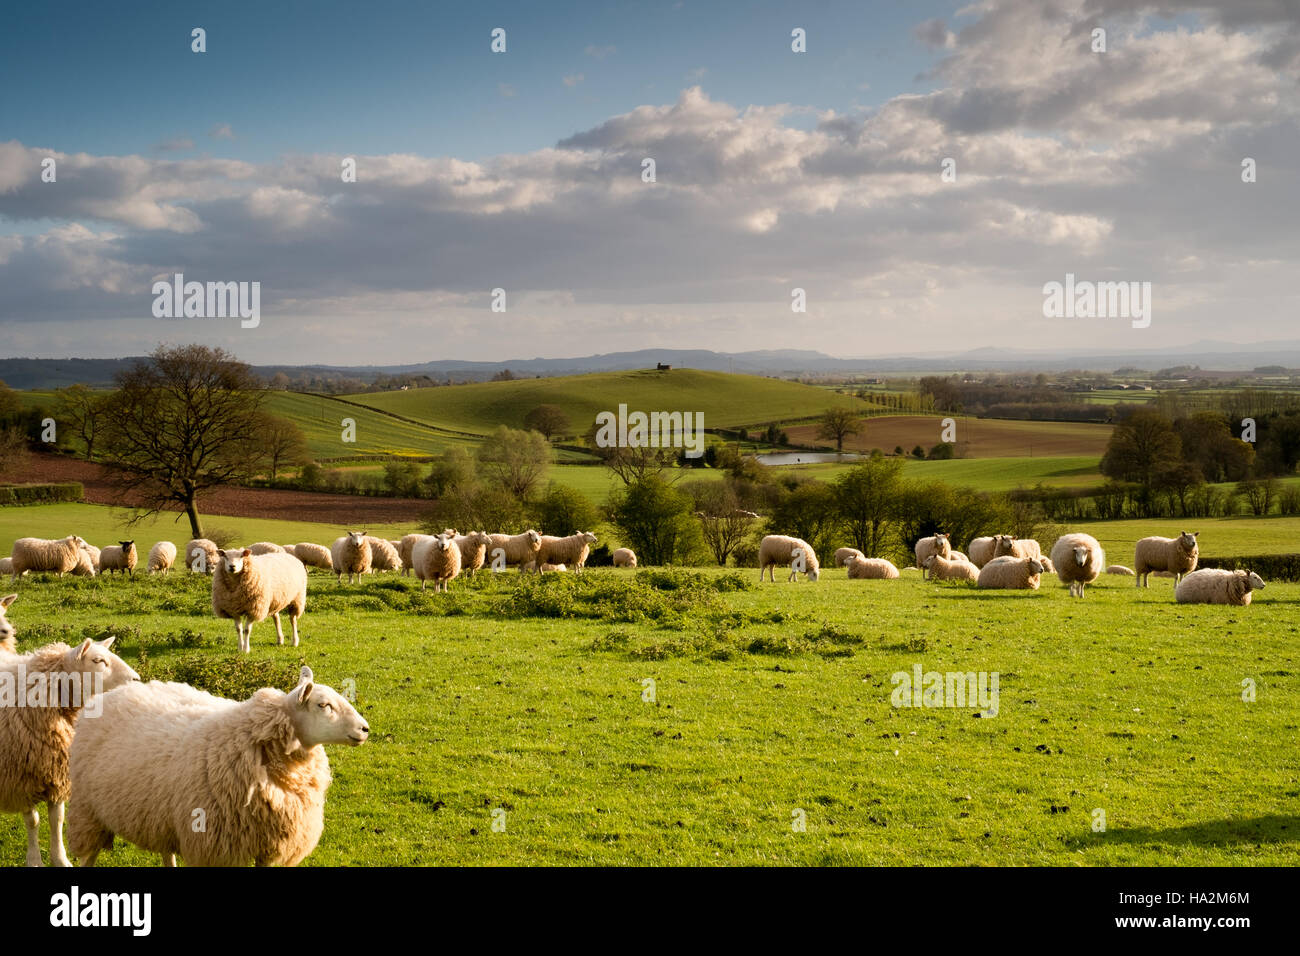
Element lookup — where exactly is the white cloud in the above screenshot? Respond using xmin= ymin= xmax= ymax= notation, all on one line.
xmin=563 ymin=73 xmax=584 ymax=87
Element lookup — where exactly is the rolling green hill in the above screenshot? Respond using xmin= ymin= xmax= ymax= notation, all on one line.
xmin=261 ymin=391 xmax=476 ymax=460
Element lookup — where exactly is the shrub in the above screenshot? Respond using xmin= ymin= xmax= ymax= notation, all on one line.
xmin=0 ymin=482 xmax=84 ymax=506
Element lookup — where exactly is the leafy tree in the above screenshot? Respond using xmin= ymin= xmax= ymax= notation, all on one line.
xmin=832 ymin=458 xmax=903 ymax=557
xmin=424 ymin=447 xmax=475 ymax=498
xmin=1100 ymin=408 xmax=1182 ymax=515
xmin=815 ymin=407 xmax=861 ymax=453
xmin=608 ymin=474 xmax=702 ymax=565
xmin=767 ymin=479 xmax=838 ymax=559
xmin=684 ymin=480 xmax=760 ymax=566
xmin=476 ymin=426 xmax=551 ymax=499
xmin=523 ymin=404 xmax=571 ymax=441
xmin=420 ymin=482 xmax=526 ymax=534
xmin=382 ymin=459 xmax=424 ymax=497
xmin=532 ymin=482 xmax=600 ymax=536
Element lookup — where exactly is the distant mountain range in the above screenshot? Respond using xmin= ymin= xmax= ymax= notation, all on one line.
xmin=3 ymin=342 xmax=1299 ymax=390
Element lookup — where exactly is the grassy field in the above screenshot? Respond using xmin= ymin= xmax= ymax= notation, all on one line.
xmin=784 ymin=416 xmax=1114 ymax=459
xmin=262 ymin=392 xmax=478 ymax=460
xmin=1 ymin=566 xmax=1296 ymax=866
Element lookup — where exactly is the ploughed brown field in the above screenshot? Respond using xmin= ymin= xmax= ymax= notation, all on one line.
xmin=784 ymin=415 xmax=1114 ymax=458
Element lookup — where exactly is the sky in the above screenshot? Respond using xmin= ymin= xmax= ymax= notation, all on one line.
xmin=0 ymin=0 xmax=1297 ymax=365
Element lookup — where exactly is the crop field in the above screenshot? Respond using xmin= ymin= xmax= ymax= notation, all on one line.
xmin=783 ymin=416 xmax=1114 ymax=459
xmin=1 ymin=565 xmax=1296 ymax=866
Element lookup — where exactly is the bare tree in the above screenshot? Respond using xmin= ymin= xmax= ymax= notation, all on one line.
xmin=816 ymin=407 xmax=862 ymax=453
xmin=54 ymin=384 xmax=108 ymax=460
xmin=99 ymin=344 xmax=269 ymax=538
xmin=687 ymin=481 xmax=759 ymax=566
xmin=258 ymin=414 xmax=311 ymax=481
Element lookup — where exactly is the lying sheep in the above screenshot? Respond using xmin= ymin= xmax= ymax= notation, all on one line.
xmin=540 ymin=563 xmax=567 ymax=573
xmin=976 ymin=556 xmax=1045 ymax=590
xmin=292 ymin=542 xmax=334 ymax=571
xmin=247 ymin=542 xmax=285 ymax=555
xmin=0 ymin=593 xmax=16 ymax=654
xmin=70 ymin=543 xmax=98 ymax=578
xmin=487 ymin=530 xmax=543 ymax=572
xmin=759 ymin=535 xmax=820 ymax=582
xmin=914 ymin=534 xmax=951 ymax=576
xmin=1106 ymin=565 xmax=1135 ymax=576
xmin=10 ymin=535 xmax=88 ymax=579
xmin=365 ymin=536 xmax=401 ymax=572
xmin=966 ymin=536 xmax=1000 ymax=568
xmin=536 ymin=532 xmax=598 ymax=573
xmin=612 ymin=547 xmax=638 ymax=568
xmin=453 ymin=531 xmax=492 ymax=576
xmin=147 ymin=541 xmax=177 ymax=575
xmin=68 ymin=666 xmax=368 ymax=867
xmin=212 ymin=548 xmax=309 ymax=654
xmin=1038 ymin=556 xmax=1056 ymax=574
xmin=1049 ymin=533 xmax=1105 ymax=598
xmin=949 ymin=550 xmax=970 ymax=564
xmin=1175 ymin=568 xmax=1265 ymax=606
xmin=331 ymin=531 xmax=372 ymax=584
xmin=1 ymin=637 xmax=139 ymax=867
xmin=414 ymin=535 xmax=461 ymax=592
xmin=1134 ymin=531 xmax=1199 ymax=588
xmin=834 ymin=547 xmax=865 ymax=568
xmin=994 ymin=535 xmax=1041 ymax=561
xmin=97 ymin=540 xmax=137 ymax=577
xmin=923 ymin=553 xmax=978 ymax=582
xmin=846 ymin=556 xmax=900 ymax=579
xmin=185 ymin=538 xmax=220 ymax=574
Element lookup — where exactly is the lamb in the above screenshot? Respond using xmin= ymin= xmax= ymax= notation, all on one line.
xmin=68 ymin=666 xmax=368 ymax=867
xmin=331 ymin=531 xmax=372 ymax=584
xmin=413 ymin=534 xmax=461 ymax=592
xmin=486 ymin=530 xmax=543 ymax=572
xmin=846 ymin=556 xmax=900 ymax=579
xmin=976 ymin=556 xmax=1045 ymax=590
xmin=9 ymin=535 xmax=88 ymax=579
xmin=535 ymin=531 xmax=598 ymax=573
xmin=453 ymin=531 xmax=493 ymax=576
xmin=758 ymin=535 xmax=820 ymax=582
xmin=69 ymin=543 xmax=98 ymax=578
xmin=914 ymin=534 xmax=952 ymax=576
xmin=1049 ymin=533 xmax=1105 ymax=598
xmin=247 ymin=542 xmax=285 ymax=555
xmin=1174 ymin=568 xmax=1265 ymax=606
xmin=540 ymin=563 xmax=567 ymax=573
xmin=1107 ymin=565 xmax=1135 ymax=576
xmin=185 ymin=538 xmax=220 ymax=574
xmin=97 ymin=540 xmax=137 ymax=576
xmin=923 ymin=553 xmax=978 ymax=582
xmin=0 ymin=593 xmax=16 ymax=655
xmin=364 ymin=536 xmax=401 ymax=572
xmin=612 ymin=547 xmax=638 ymax=568
xmin=1134 ymin=531 xmax=1199 ymax=588
xmin=834 ymin=547 xmax=865 ymax=568
xmin=966 ymin=536 xmax=1000 ymax=568
xmin=994 ymin=536 xmax=1041 ymax=561
xmin=212 ymin=549 xmax=309 ymax=654
xmin=292 ymin=542 xmax=334 ymax=571
xmin=1 ymin=637 xmax=139 ymax=866
xmin=147 ymin=541 xmax=177 ymax=575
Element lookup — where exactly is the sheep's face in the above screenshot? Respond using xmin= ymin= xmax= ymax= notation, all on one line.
xmin=66 ymin=636 xmax=141 ymax=691
xmin=1246 ymin=571 xmax=1266 ymax=591
xmin=219 ymin=549 xmax=252 ymax=575
xmin=0 ymin=593 xmax=16 ymax=648
xmin=67 ymin=535 xmax=87 ymax=548
xmin=288 ymin=667 xmax=370 ymax=747
xmin=923 ymin=555 xmax=935 ymax=569
xmin=1179 ymin=531 xmax=1199 ymax=551
xmin=1072 ymin=546 xmax=1089 ymax=567
xmin=579 ymin=531 xmax=598 ymax=545
xmin=806 ymin=566 xmax=820 ymax=582
xmin=347 ymin=531 xmax=367 ymax=546
xmin=119 ymin=540 xmax=135 ymax=555
xmin=526 ymin=530 xmax=541 ymax=546
xmin=1027 ymin=559 xmax=1045 ymax=575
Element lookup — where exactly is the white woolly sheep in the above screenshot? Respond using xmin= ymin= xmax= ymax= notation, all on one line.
xmin=1174 ymin=568 xmax=1265 ymax=606
xmin=536 ymin=531 xmax=598 ymax=573
xmin=365 ymin=536 xmax=401 ymax=572
xmin=331 ymin=531 xmax=372 ymax=584
xmin=147 ymin=541 xmax=177 ymax=575
xmin=246 ymin=542 xmax=285 ymax=555
xmin=949 ymin=550 xmax=970 ymax=564
xmin=1134 ymin=531 xmax=1199 ymax=588
xmin=212 ymin=549 xmax=309 ymax=654
xmin=759 ymin=535 xmax=820 ymax=582
xmin=292 ymin=542 xmax=334 ymax=571
xmin=977 ymin=556 xmax=1045 ymax=590
xmin=1039 ymin=556 xmax=1056 ymax=574
xmin=834 ymin=547 xmax=865 ymax=568
xmin=68 ymin=666 xmax=368 ymax=867
xmin=398 ymin=534 xmax=433 ymax=576
xmin=452 ymin=531 xmax=492 ymax=576
xmin=540 ymin=563 xmax=567 ymax=573
xmin=1049 ymin=533 xmax=1105 ymax=598
xmin=69 ymin=543 xmax=98 ymax=578
xmin=1 ymin=637 xmax=139 ymax=867
xmin=966 ymin=536 xmax=1001 ymax=568
xmin=185 ymin=538 xmax=220 ymax=574
xmin=486 ymin=530 xmax=543 ymax=572
xmin=914 ymin=534 xmax=952 ymax=576
xmin=923 ymin=553 xmax=978 ymax=582
xmin=0 ymin=558 xmax=11 ymax=577
xmin=413 ymin=534 xmax=461 ymax=592
xmin=97 ymin=540 xmax=137 ymax=576
xmin=846 ymin=556 xmax=900 ymax=580
xmin=0 ymin=593 xmax=16 ymax=655
xmin=612 ymin=547 xmax=638 ymax=568
xmin=994 ymin=536 xmax=1041 ymax=561
xmin=1107 ymin=565 xmax=1135 ymax=576
xmin=10 ymin=536 xmax=88 ymax=579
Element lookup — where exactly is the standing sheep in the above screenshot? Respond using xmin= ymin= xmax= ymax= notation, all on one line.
xmin=68 ymin=666 xmax=368 ymax=867
xmin=212 ymin=549 xmax=309 ymax=654
xmin=914 ymin=534 xmax=952 ymax=576
xmin=147 ymin=541 xmax=177 ymax=575
xmin=758 ymin=535 xmax=820 ymax=582
xmin=486 ymin=530 xmax=543 ymax=572
xmin=414 ymin=535 xmax=462 ymax=592
xmin=994 ymin=536 xmax=1041 ymax=561
xmin=10 ymin=535 xmax=88 ymax=579
xmin=453 ymin=531 xmax=493 ymax=576
xmin=612 ymin=547 xmax=638 ymax=568
xmin=1 ymin=637 xmax=140 ymax=866
xmin=1134 ymin=531 xmax=1199 ymax=588
xmin=535 ymin=532 xmax=598 ymax=573
xmin=331 ymin=531 xmax=372 ymax=584
xmin=365 ymin=536 xmax=402 ymax=572
xmin=846 ymin=556 xmax=900 ymax=579
xmin=69 ymin=543 xmax=98 ymax=578
xmin=398 ymin=534 xmax=433 ymax=576
xmin=0 ymin=593 xmax=16 ymax=654
xmin=976 ymin=556 xmax=1045 ymax=590
xmin=834 ymin=547 xmax=865 ymax=568
xmin=1049 ymin=533 xmax=1105 ymax=598
xmin=292 ymin=542 xmax=334 ymax=571
xmin=923 ymin=554 xmax=979 ymax=582
xmin=1175 ymin=569 xmax=1265 ymax=606
xmin=966 ymin=536 xmax=1001 ymax=568
xmin=97 ymin=540 xmax=137 ymax=577
xmin=0 ymin=558 xmax=11 ymax=577
xmin=185 ymin=538 xmax=220 ymax=574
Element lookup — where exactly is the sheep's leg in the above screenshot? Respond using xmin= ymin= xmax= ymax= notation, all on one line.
xmin=79 ymin=849 xmax=100 ymax=867
xmin=48 ymin=801 xmax=72 ymax=867
xmin=273 ymin=612 xmax=286 ymax=646
xmin=23 ymin=807 xmax=42 ymax=866
xmin=290 ymin=613 xmax=300 ymax=648
xmin=162 ymin=853 xmax=176 ymax=867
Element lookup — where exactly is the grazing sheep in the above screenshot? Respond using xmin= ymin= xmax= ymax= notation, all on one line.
xmin=1175 ymin=568 xmax=1265 ymax=606
xmin=291 ymin=542 xmax=334 ymax=571
xmin=977 ymin=556 xmax=1045 ymax=590
xmin=0 ymin=557 xmax=10 ymax=577
xmin=834 ymin=547 xmax=865 ymax=568
xmin=1 ymin=637 xmax=139 ymax=867
xmin=1134 ymin=531 xmax=1199 ymax=588
xmin=1107 ymin=565 xmax=1136 ymax=576
xmin=185 ymin=538 xmax=220 ymax=574
xmin=413 ymin=535 xmax=461 ymax=592
xmin=758 ymin=535 xmax=820 ymax=583
xmin=0 ymin=593 xmax=16 ymax=655
xmin=846 ymin=556 xmax=900 ymax=579
xmin=69 ymin=543 xmax=98 ymax=578
xmin=147 ymin=541 xmax=177 ymax=575
xmin=486 ymin=530 xmax=543 ymax=572
xmin=68 ymin=666 xmax=368 ymax=867
xmin=966 ymin=536 xmax=1001 ymax=568
xmin=1049 ymin=533 xmax=1105 ymax=598
xmin=914 ymin=534 xmax=952 ymax=576
xmin=212 ymin=549 xmax=309 ymax=654
xmin=97 ymin=540 xmax=137 ymax=577
xmin=10 ymin=536 xmax=88 ymax=579
xmin=452 ymin=531 xmax=492 ymax=576
xmin=923 ymin=553 xmax=979 ymax=583
xmin=612 ymin=547 xmax=638 ymax=568
xmin=365 ymin=536 xmax=401 ymax=572
xmin=994 ymin=536 xmax=1041 ymax=561
xmin=247 ymin=542 xmax=285 ymax=555
xmin=536 ymin=532 xmax=598 ymax=573
xmin=331 ymin=531 xmax=372 ymax=584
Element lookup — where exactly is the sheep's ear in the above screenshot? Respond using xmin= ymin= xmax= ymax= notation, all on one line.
xmin=296 ymin=666 xmax=314 ymax=703
xmin=241 ymin=548 xmax=251 ymax=558
xmin=98 ymin=635 xmax=116 ymax=650
xmin=0 ymin=594 xmax=15 ymax=610
xmin=75 ymin=638 xmax=94 ymax=659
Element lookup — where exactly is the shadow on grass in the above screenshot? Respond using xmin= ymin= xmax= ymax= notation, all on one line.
xmin=1069 ymin=815 xmax=1300 ymax=849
